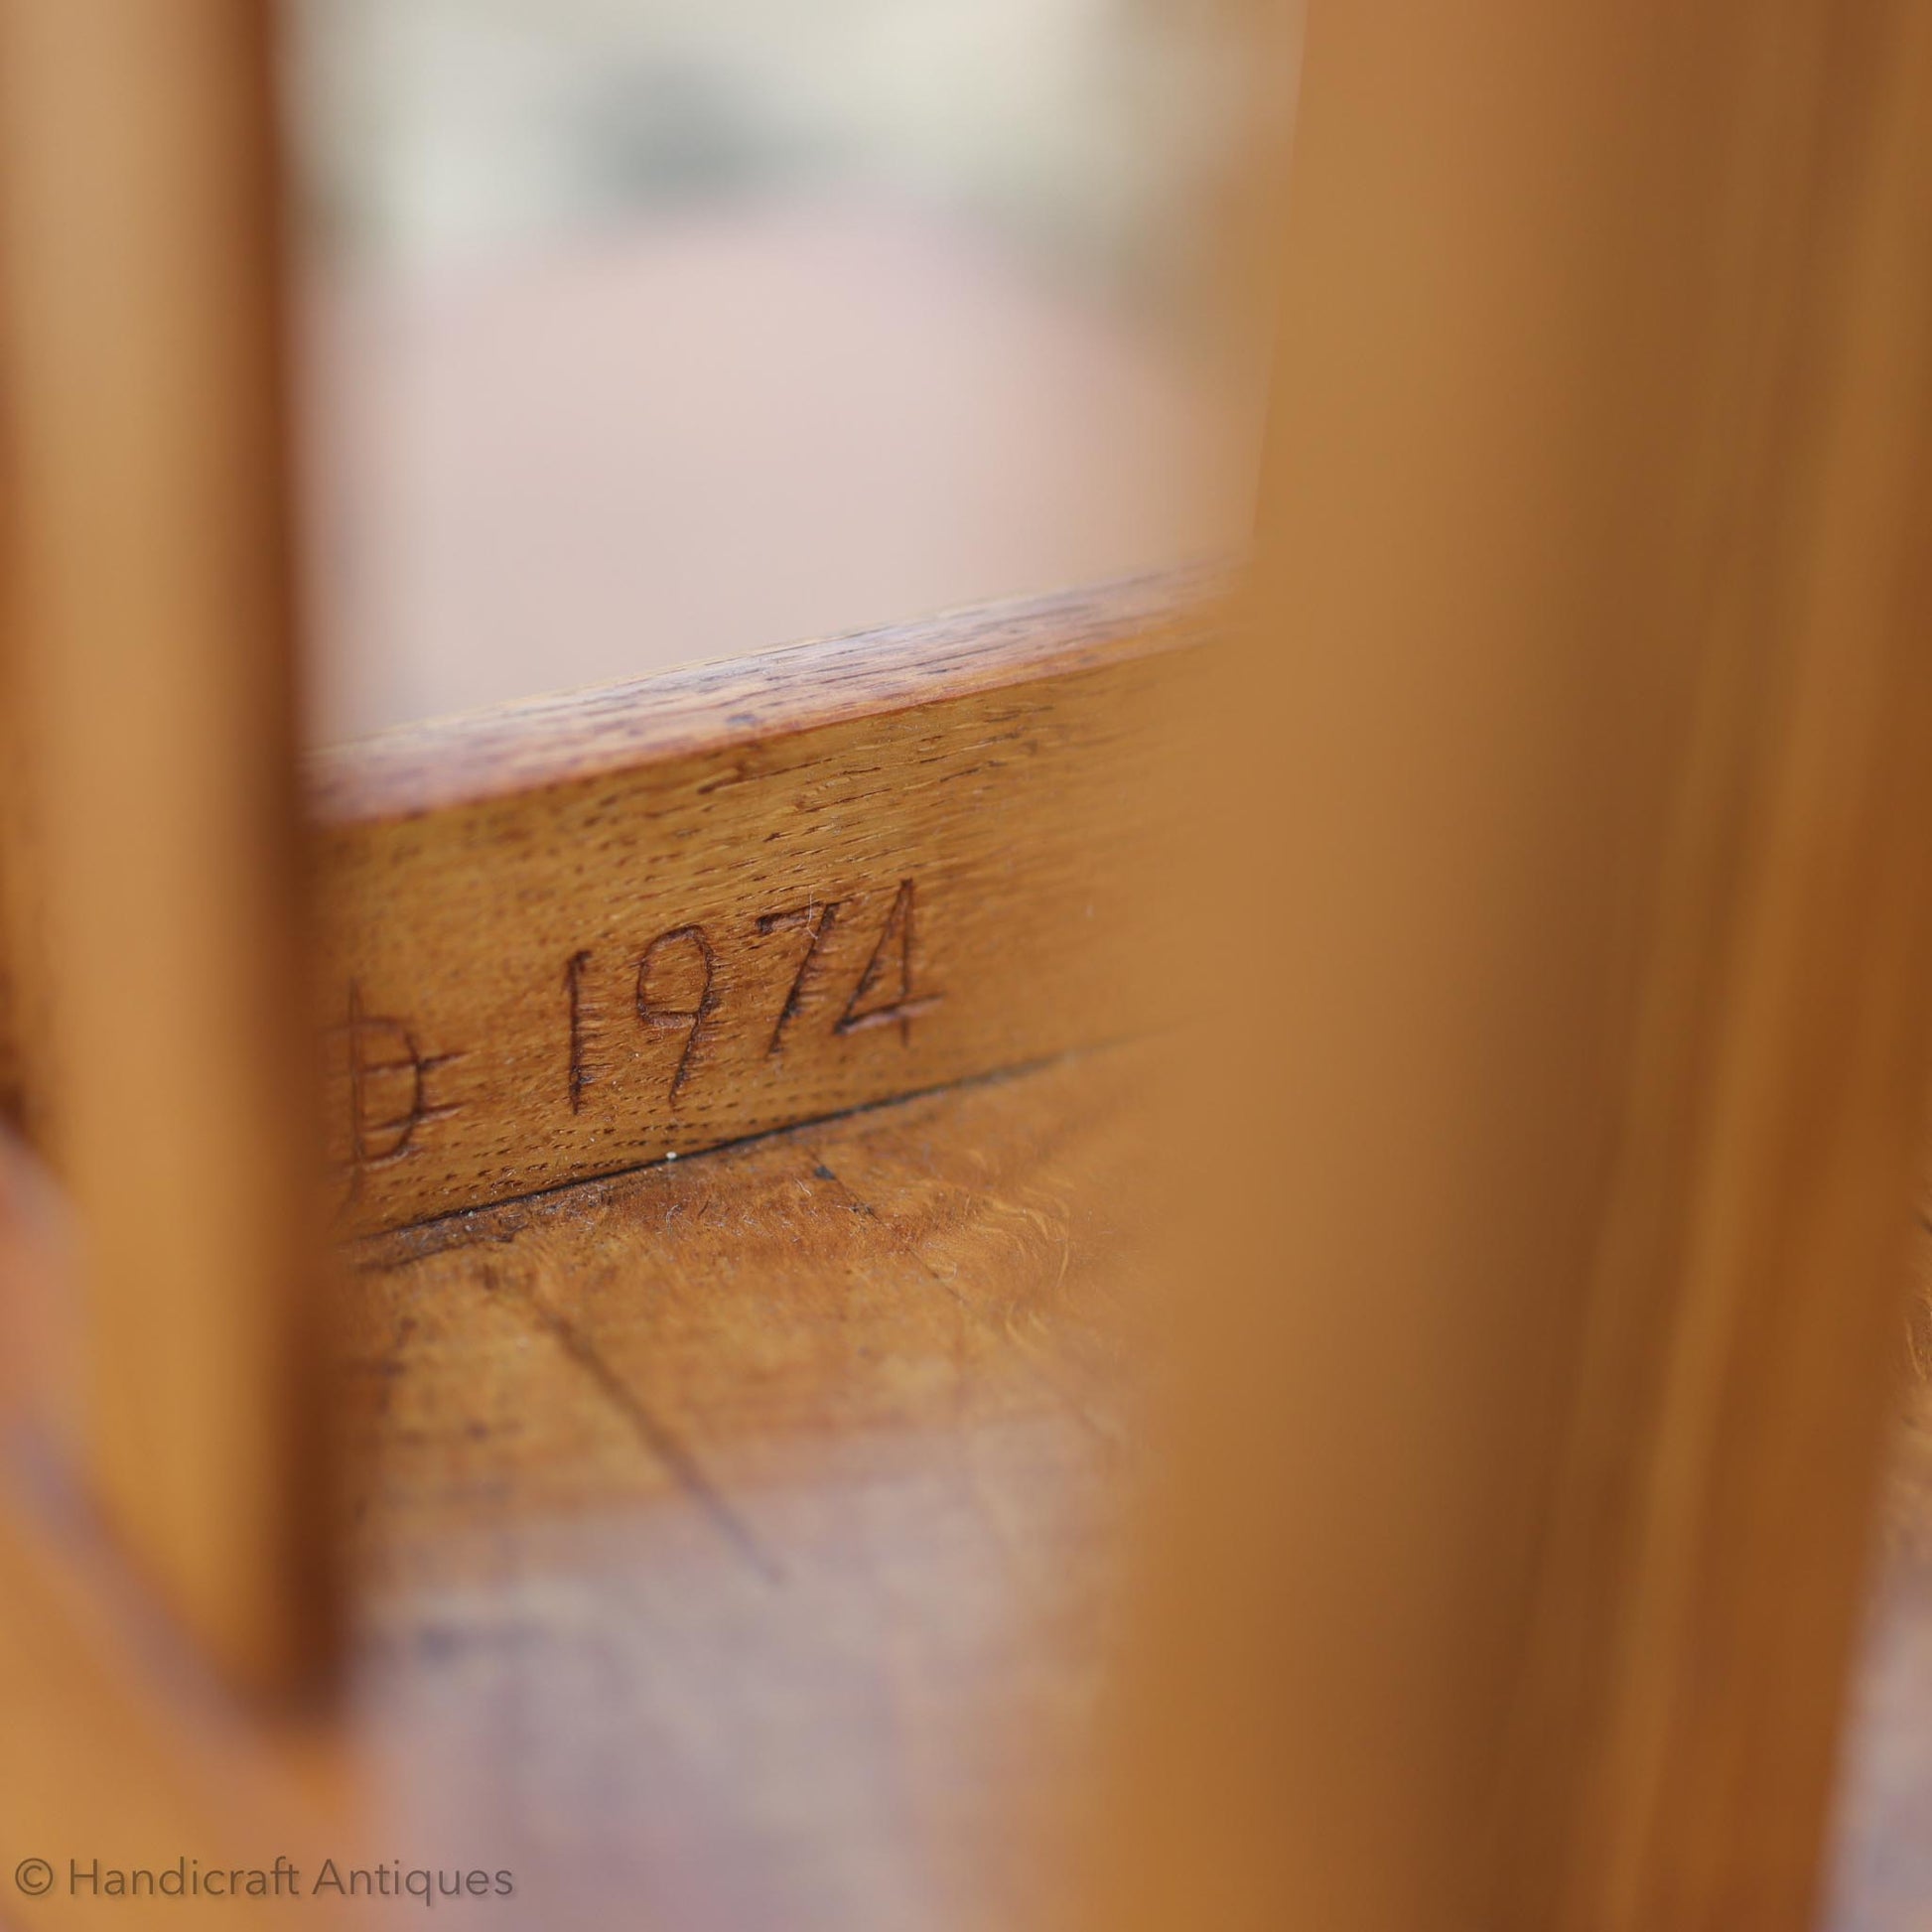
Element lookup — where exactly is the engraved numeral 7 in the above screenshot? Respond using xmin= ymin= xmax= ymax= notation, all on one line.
xmin=757 ymin=900 xmax=841 ymax=1056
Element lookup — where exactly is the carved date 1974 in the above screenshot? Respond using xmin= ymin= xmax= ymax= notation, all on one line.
xmin=569 ymin=878 xmax=938 ymax=1112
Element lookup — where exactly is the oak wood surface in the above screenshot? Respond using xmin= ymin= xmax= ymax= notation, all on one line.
xmin=322 ymin=1111 xmax=1932 ymax=1932
xmin=311 ymin=571 xmax=1211 ymax=1236
xmin=11 ymin=1009 xmax=1932 ymax=1932
xmin=0 ymin=0 xmax=327 ymax=1687
xmin=0 ymin=1045 xmax=1151 ymax=1930
xmin=329 ymin=1041 xmax=1160 ymax=1931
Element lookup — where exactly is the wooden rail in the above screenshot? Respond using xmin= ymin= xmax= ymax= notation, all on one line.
xmin=309 ymin=570 xmax=1217 ymax=1236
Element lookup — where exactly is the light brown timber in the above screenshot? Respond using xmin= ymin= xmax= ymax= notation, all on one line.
xmin=332 ymin=1041 xmax=1161 ymax=1931
xmin=0 ymin=0 xmax=327 ymax=1688
xmin=309 ymin=570 xmax=1215 ymax=1236
xmin=0 ymin=1476 xmax=354 ymax=1930
xmin=1095 ymin=2 xmax=1932 ymax=1931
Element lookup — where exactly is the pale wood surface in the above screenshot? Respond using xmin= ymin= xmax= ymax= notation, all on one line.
xmin=310 ymin=573 xmax=1209 ymax=1236
xmin=329 ymin=1041 xmax=1160 ymax=1931
xmin=0 ymin=0 xmax=327 ymax=1686
xmin=0 ymin=1479 xmax=353 ymax=1931
xmin=1093 ymin=3 xmax=1932 ymax=1930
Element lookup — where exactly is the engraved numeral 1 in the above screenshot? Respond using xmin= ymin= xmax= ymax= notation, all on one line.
xmin=566 ymin=948 xmax=595 ymax=1113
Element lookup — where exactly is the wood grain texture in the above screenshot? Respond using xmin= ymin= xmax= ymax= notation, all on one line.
xmin=332 ymin=1042 xmax=1161 ymax=1932
xmin=0 ymin=1044 xmax=1151 ymax=1929
xmin=312 ymin=571 xmax=1213 ymax=1236
xmin=0 ymin=0 xmax=327 ymax=1686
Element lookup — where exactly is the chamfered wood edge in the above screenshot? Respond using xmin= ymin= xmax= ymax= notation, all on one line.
xmin=307 ymin=562 xmax=1232 ymax=827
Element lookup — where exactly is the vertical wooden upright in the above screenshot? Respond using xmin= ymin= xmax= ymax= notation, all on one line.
xmin=0 ymin=0 xmax=323 ymax=1688
xmin=1096 ymin=1 xmax=1932 ymax=1929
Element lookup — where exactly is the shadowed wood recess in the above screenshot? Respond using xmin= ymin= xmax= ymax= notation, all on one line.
xmin=307 ymin=570 xmax=1213 ymax=1236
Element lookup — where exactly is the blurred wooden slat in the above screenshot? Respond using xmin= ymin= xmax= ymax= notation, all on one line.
xmin=1098 ymin=3 xmax=1932 ymax=1930
xmin=0 ymin=1473 xmax=352 ymax=1930
xmin=0 ymin=0 xmax=325 ymax=1687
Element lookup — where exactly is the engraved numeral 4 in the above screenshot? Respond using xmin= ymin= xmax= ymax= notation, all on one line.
xmin=837 ymin=880 xmax=940 ymax=1044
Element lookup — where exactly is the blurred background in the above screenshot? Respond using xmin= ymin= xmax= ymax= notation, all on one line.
xmin=284 ymin=0 xmax=1269 ymax=741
